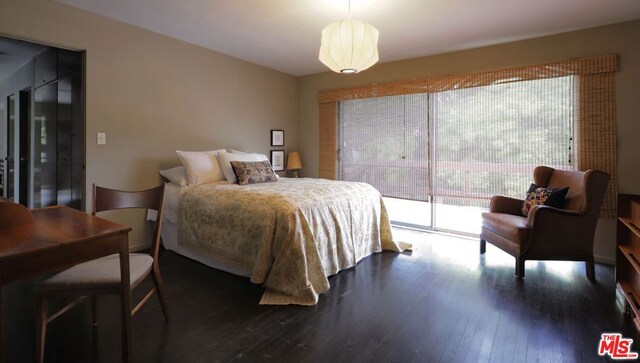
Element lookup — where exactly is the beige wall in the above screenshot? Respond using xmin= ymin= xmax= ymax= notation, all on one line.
xmin=0 ymin=0 xmax=299 ymax=249
xmin=1 ymin=0 xmax=637 ymax=261
xmin=298 ymin=20 xmax=640 ymax=264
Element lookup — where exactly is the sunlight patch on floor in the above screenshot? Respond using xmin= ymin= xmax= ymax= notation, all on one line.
xmin=392 ymin=226 xmax=586 ymax=280
xmin=391 ymin=227 xmax=501 ymax=268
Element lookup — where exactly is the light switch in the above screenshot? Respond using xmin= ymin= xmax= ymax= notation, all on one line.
xmin=97 ymin=132 xmax=106 ymax=145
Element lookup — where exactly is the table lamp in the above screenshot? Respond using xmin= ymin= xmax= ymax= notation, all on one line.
xmin=287 ymin=152 xmax=302 ymax=178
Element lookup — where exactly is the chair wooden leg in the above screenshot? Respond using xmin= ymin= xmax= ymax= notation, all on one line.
xmin=91 ymin=296 xmax=98 ymax=326
xmin=586 ymin=260 xmax=596 ymax=282
xmin=36 ymin=294 xmax=48 ymax=363
xmin=151 ymin=265 xmax=169 ymax=321
xmin=480 ymin=239 xmax=486 ymax=254
xmin=516 ymin=258 xmax=525 ymax=279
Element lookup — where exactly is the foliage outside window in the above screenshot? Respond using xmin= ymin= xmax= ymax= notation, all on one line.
xmin=319 ymin=55 xmax=617 ymax=217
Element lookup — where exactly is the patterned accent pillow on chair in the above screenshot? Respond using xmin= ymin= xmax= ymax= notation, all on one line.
xmin=230 ymin=161 xmax=278 ymax=185
xmin=521 ymin=183 xmax=569 ymax=216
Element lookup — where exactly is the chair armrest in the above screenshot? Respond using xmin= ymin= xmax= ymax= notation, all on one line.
xmin=489 ymin=195 xmax=524 ymax=215
xmin=524 ymin=205 xmax=593 ymax=256
xmin=526 ymin=205 xmax=584 ymax=227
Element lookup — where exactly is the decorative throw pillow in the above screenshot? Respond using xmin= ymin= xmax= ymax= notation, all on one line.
xmin=217 ymin=151 xmax=270 ymax=184
xmin=230 ymin=161 xmax=278 ymax=185
xmin=521 ymin=183 xmax=569 ymax=216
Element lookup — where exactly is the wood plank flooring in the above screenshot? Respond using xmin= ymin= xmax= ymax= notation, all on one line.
xmin=4 ymin=229 xmax=636 ymax=362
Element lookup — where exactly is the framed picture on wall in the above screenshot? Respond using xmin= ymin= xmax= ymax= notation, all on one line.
xmin=271 ymin=129 xmax=285 ymax=147
xmin=271 ymin=150 xmax=285 ymax=171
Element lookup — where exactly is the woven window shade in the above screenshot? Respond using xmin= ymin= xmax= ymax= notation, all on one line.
xmin=318 ymin=54 xmax=618 ymax=216
xmin=319 ymin=102 xmax=338 ymax=179
xmin=431 ymin=77 xmax=575 ymax=208
xmin=339 ymin=94 xmax=430 ymax=201
xmin=318 ymin=55 xmax=616 ymax=103
xmin=577 ymin=72 xmax=617 ymax=217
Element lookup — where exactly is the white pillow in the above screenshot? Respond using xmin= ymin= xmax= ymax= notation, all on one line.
xmin=159 ymin=166 xmax=187 ymax=186
xmin=217 ymin=151 xmax=269 ymax=184
xmin=176 ymin=149 xmax=226 ymax=186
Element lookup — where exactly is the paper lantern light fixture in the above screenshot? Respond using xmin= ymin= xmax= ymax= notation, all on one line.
xmin=318 ymin=1 xmax=379 ymax=74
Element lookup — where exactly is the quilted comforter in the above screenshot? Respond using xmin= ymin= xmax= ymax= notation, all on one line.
xmin=178 ymin=178 xmax=411 ymax=305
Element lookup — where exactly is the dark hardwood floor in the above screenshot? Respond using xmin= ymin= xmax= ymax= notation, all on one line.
xmin=4 ymin=229 xmax=636 ymax=362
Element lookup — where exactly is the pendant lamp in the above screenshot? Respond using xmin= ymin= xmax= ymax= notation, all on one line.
xmin=319 ymin=1 xmax=379 ymax=74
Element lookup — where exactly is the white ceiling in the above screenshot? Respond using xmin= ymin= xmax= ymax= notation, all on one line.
xmin=55 ymin=0 xmax=640 ymax=76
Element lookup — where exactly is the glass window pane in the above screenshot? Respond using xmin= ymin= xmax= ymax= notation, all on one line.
xmin=339 ymin=94 xmax=430 ymax=202
xmin=383 ymin=197 xmax=431 ymax=229
xmin=433 ymin=204 xmax=485 ymax=235
xmin=432 ymin=76 xmax=576 ymax=209
xmin=337 ymin=76 xmax=576 ymax=236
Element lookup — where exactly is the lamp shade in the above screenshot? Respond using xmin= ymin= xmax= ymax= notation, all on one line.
xmin=319 ymin=18 xmax=379 ymax=74
xmin=287 ymin=152 xmax=302 ymax=170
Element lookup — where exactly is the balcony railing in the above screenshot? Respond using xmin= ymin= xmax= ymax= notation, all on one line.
xmin=341 ymin=160 xmax=572 ymax=206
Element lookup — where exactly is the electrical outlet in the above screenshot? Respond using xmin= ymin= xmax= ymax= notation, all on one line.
xmin=97 ymin=132 xmax=106 ymax=145
xmin=146 ymin=209 xmax=158 ymax=222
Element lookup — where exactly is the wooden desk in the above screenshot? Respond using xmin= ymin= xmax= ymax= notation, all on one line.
xmin=0 ymin=205 xmax=133 ymax=362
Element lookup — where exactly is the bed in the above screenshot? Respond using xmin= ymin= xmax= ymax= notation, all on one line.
xmin=161 ymin=168 xmax=410 ymax=305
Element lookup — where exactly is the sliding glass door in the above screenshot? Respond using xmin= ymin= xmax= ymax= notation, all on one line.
xmin=337 ymin=76 xmax=576 ymax=236
xmin=339 ymin=94 xmax=432 ymax=229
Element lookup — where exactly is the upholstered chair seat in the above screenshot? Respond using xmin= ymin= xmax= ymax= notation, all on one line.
xmin=40 ymin=254 xmax=153 ymax=291
xmin=481 ymin=213 xmax=531 ymax=251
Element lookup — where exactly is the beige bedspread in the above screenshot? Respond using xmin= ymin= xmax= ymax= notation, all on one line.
xmin=178 ymin=178 xmax=411 ymax=305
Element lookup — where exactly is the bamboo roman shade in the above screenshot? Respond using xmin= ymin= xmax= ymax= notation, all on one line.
xmin=318 ymin=55 xmax=618 ymax=217
xmin=431 ymin=76 xmax=575 ymax=208
xmin=319 ymin=102 xmax=338 ymax=180
xmin=339 ymin=94 xmax=429 ymax=201
xmin=577 ymin=71 xmax=617 ymax=217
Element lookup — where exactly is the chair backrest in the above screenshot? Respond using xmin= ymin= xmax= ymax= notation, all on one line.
xmin=92 ymin=184 xmax=165 ymax=259
xmin=533 ymin=166 xmax=610 ymax=214
xmin=0 ymin=200 xmax=33 ymax=228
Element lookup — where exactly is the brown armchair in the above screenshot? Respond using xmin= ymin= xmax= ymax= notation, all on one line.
xmin=479 ymin=166 xmax=610 ymax=280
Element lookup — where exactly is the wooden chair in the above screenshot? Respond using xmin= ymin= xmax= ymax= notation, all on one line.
xmin=36 ymin=184 xmax=169 ymax=363
xmin=480 ymin=166 xmax=610 ymax=280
